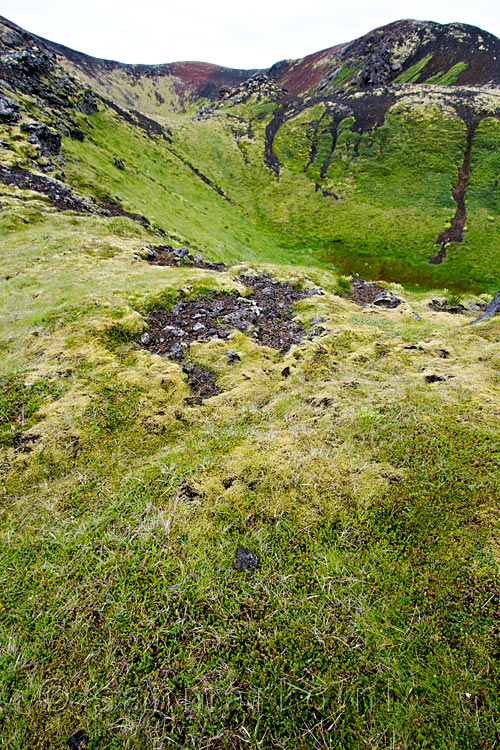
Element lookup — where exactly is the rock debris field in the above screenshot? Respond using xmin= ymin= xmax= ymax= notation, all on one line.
xmin=138 ymin=271 xmax=324 ymax=401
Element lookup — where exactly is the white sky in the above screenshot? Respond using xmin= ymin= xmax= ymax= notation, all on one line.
xmin=3 ymin=0 xmax=500 ymax=69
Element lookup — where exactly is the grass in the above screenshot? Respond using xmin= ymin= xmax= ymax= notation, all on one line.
xmin=1 ymin=268 xmax=500 ymax=747
xmin=425 ymin=62 xmax=468 ymax=85
xmin=394 ymin=55 xmax=433 ymax=84
xmin=1 ymin=59 xmax=500 ymax=748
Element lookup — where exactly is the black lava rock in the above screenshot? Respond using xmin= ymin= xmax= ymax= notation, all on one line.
xmin=79 ymin=89 xmax=99 ymax=115
xmin=172 ymin=246 xmax=189 ymax=259
xmin=0 ymin=95 xmax=20 ymax=124
xmin=70 ymin=127 xmax=85 ymax=141
xmin=68 ymin=730 xmax=89 ymax=749
xmin=234 ymin=546 xmax=259 ymax=571
xmin=20 ymin=122 xmax=61 ymax=155
xmin=114 ymin=157 xmax=125 ymax=170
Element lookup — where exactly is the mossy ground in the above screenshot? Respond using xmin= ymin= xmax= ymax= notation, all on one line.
xmin=1 ymin=204 xmax=500 ymax=745
xmin=1 ymin=80 xmax=500 ymax=748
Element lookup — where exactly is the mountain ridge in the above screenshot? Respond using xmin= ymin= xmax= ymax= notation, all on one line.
xmin=2 ymin=14 xmax=500 ymax=114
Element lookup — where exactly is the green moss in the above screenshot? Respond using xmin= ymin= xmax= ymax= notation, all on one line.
xmin=425 ymin=62 xmax=468 ymax=85
xmin=394 ymin=54 xmax=433 ymax=83
xmin=0 ymin=374 xmax=65 ymax=447
xmin=329 ymin=62 xmax=361 ymax=88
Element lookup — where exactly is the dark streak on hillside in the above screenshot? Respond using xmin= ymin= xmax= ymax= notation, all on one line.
xmin=429 ymin=120 xmax=476 ymax=264
xmin=100 ymin=200 xmax=165 ymax=234
xmin=0 ymin=165 xmax=94 ymax=212
xmin=184 ymin=161 xmax=234 ymax=204
xmin=0 ymin=165 xmax=166 ymax=234
xmin=265 ymin=109 xmax=288 ymax=174
xmin=100 ymin=97 xmax=172 ymax=141
xmin=267 ymin=90 xmax=398 ymax=176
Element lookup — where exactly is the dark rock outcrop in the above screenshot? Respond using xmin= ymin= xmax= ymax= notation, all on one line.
xmin=234 ymin=546 xmax=259 ymax=571
xmin=470 ymin=291 xmax=500 ymax=324
xmin=0 ymin=95 xmax=20 ymax=123
xmin=20 ymin=121 xmax=61 ymax=155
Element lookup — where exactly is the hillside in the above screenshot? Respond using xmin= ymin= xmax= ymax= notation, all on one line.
xmin=1 ymin=14 xmax=500 ymax=749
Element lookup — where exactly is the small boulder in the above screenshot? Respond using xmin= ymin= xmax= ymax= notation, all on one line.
xmin=20 ymin=122 xmax=61 ymax=155
xmin=162 ymin=325 xmax=184 ymax=337
xmin=169 ymin=342 xmax=183 ymax=360
xmin=172 ymin=246 xmax=189 ymax=259
xmin=70 ymin=127 xmax=85 ymax=141
xmin=78 ymin=89 xmax=99 ymax=115
xmin=0 ymin=95 xmax=20 ymax=124
xmin=373 ymin=290 xmax=402 ymax=308
xmin=79 ymin=89 xmax=98 ymax=115
xmin=114 ymin=157 xmax=124 ymax=170
xmin=140 ymin=332 xmax=152 ymax=345
xmin=68 ymin=730 xmax=89 ymax=749
xmin=234 ymin=546 xmax=259 ymax=572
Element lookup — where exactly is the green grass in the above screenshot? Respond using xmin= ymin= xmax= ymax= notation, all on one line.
xmin=2 ymin=62 xmax=500 ymax=749
xmin=1 ymin=275 xmax=500 ymax=747
xmin=394 ymin=54 xmax=433 ymax=84
xmin=425 ymin=62 xmax=468 ymax=85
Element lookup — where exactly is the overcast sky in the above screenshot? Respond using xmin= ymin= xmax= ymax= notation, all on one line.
xmin=3 ymin=0 xmax=500 ymax=68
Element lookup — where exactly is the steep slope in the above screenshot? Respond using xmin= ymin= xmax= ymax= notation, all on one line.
xmin=0 ymin=14 xmax=261 ymax=114
xmin=2 ymin=15 xmax=500 ymax=290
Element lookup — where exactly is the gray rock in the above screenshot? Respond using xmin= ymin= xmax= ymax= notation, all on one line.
xmin=412 ymin=312 xmax=422 ymax=321
xmin=169 ymin=342 xmax=183 ymax=360
xmin=311 ymin=317 xmax=327 ymax=325
xmin=172 ymin=246 xmax=189 ymax=259
xmin=373 ymin=290 xmax=402 ymax=308
xmin=57 ymin=122 xmax=71 ymax=137
xmin=226 ymin=349 xmax=241 ymax=362
xmin=78 ymin=89 xmax=98 ymax=115
xmin=471 ymin=290 xmax=500 ymax=325
xmin=140 ymin=332 xmax=152 ymax=345
xmin=234 ymin=546 xmax=259 ymax=571
xmin=20 ymin=122 xmax=61 ymax=155
xmin=192 ymin=253 xmax=203 ymax=263
xmin=192 ymin=322 xmax=205 ymax=332
xmin=114 ymin=157 xmax=124 ymax=170
xmin=0 ymin=95 xmax=20 ymax=124
xmin=68 ymin=730 xmax=89 ymax=749
xmin=163 ymin=325 xmax=184 ymax=337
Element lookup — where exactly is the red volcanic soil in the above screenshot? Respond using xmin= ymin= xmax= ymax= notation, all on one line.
xmin=273 ymin=44 xmax=346 ymax=95
xmin=157 ymin=61 xmax=262 ymax=99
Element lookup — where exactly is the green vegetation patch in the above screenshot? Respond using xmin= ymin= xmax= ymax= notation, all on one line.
xmin=394 ymin=54 xmax=433 ymax=83
xmin=425 ymin=62 xmax=468 ymax=85
xmin=0 ymin=374 xmax=65 ymax=448
xmin=329 ymin=62 xmax=361 ymax=89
